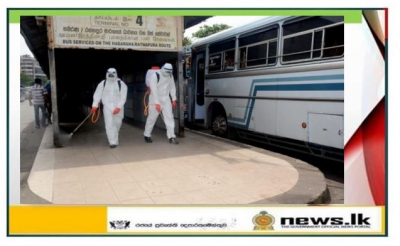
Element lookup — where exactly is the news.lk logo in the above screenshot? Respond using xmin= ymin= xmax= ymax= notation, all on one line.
xmin=280 ymin=213 xmax=371 ymax=229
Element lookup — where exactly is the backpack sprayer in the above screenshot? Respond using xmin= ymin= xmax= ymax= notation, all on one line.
xmin=143 ymin=66 xmax=165 ymax=121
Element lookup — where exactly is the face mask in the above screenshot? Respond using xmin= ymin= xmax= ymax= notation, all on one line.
xmin=106 ymin=69 xmax=118 ymax=82
xmin=161 ymin=70 xmax=171 ymax=77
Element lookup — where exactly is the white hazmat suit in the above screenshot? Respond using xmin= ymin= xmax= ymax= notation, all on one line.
xmin=92 ymin=68 xmax=128 ymax=146
xmin=144 ymin=63 xmax=177 ymax=141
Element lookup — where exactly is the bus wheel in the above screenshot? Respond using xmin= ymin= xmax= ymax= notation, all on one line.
xmin=212 ymin=114 xmax=228 ymax=137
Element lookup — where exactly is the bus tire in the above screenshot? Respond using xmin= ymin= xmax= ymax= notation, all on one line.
xmin=211 ymin=112 xmax=228 ymax=137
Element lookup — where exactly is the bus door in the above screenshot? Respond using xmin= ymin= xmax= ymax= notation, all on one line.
xmin=194 ymin=51 xmax=206 ymax=121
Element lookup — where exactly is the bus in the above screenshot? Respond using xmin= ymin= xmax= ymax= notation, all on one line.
xmin=185 ymin=16 xmax=344 ymax=162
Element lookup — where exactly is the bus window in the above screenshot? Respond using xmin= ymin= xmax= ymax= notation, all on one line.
xmin=209 ymin=53 xmax=223 ymax=72
xmin=224 ymin=49 xmax=235 ymax=71
xmin=282 ymin=16 xmax=344 ymax=63
xmin=322 ymin=24 xmax=344 ymax=58
xmin=283 ymin=16 xmax=343 ymax=36
xmin=208 ymin=39 xmax=235 ymax=73
xmin=238 ymin=26 xmax=278 ymax=69
xmin=283 ymin=32 xmax=313 ymax=62
xmin=247 ymin=43 xmax=267 ymax=66
xmin=239 ymin=27 xmax=278 ymax=46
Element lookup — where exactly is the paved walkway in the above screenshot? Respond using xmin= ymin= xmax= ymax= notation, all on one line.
xmin=26 ymin=119 xmax=326 ymax=205
xmin=20 ymin=100 xmax=32 ymax=133
xmin=20 ymin=100 xmax=51 ymax=204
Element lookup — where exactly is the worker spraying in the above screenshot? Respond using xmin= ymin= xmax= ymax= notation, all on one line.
xmin=91 ymin=68 xmax=127 ymax=148
xmin=144 ymin=63 xmax=179 ymax=144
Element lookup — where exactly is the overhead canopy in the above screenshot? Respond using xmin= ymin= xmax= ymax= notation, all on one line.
xmin=183 ymin=16 xmax=210 ymax=29
xmin=20 ymin=16 xmax=50 ymax=78
xmin=20 ymin=16 xmax=210 ymax=78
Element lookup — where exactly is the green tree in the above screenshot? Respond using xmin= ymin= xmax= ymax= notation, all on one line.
xmin=192 ymin=23 xmax=231 ymax=39
xmin=20 ymin=72 xmax=33 ymax=87
xmin=183 ymin=36 xmax=192 ymax=46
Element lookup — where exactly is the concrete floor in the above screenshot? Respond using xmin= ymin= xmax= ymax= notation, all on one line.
xmin=26 ymin=118 xmax=326 ymax=205
xmin=20 ymin=100 xmax=51 ymax=204
xmin=20 ymin=99 xmax=32 ymax=133
xmin=186 ymin=124 xmax=344 ymax=204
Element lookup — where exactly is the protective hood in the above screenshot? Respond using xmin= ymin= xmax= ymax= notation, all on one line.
xmin=161 ymin=63 xmax=173 ymax=77
xmin=106 ymin=68 xmax=118 ymax=82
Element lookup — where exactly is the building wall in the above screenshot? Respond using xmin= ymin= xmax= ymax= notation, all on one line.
xmin=20 ymin=54 xmax=48 ymax=81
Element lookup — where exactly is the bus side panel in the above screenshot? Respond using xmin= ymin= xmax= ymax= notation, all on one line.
xmin=253 ymin=98 xmax=277 ymax=136
xmin=224 ymin=67 xmax=344 ymax=149
xmin=206 ymin=76 xmax=235 ymax=96
xmin=308 ymin=112 xmax=344 ymax=149
xmin=233 ymin=102 xmax=255 ymax=130
xmin=274 ymin=69 xmax=344 ymax=147
xmin=275 ymin=100 xmax=344 ymax=146
xmin=233 ymin=75 xmax=278 ymax=132
xmin=206 ymin=76 xmax=237 ymax=127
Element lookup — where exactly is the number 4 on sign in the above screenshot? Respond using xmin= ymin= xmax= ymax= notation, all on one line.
xmin=136 ymin=16 xmax=143 ymax=26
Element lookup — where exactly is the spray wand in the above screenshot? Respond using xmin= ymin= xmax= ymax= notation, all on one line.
xmin=70 ymin=103 xmax=101 ymax=136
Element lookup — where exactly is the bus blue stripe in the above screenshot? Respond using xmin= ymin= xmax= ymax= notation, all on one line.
xmin=244 ymin=74 xmax=344 ymax=114
xmin=252 ymin=74 xmax=344 ymax=83
xmin=253 ymin=83 xmax=344 ymax=92
xmin=228 ymin=76 xmax=344 ymax=128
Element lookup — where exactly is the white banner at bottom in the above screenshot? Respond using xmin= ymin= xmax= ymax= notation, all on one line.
xmin=107 ymin=206 xmax=384 ymax=235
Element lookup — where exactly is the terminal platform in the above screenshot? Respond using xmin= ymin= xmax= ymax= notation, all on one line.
xmin=27 ymin=120 xmax=327 ymax=205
